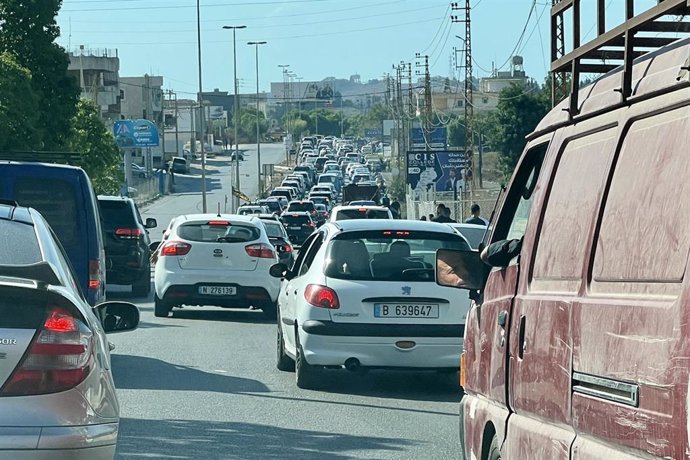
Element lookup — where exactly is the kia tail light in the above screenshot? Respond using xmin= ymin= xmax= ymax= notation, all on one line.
xmin=1 ymin=306 xmax=94 ymax=396
xmin=245 ymin=243 xmax=275 ymax=259
xmin=160 ymin=241 xmax=192 ymax=256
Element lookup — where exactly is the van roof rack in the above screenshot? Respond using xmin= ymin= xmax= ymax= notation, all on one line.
xmin=0 ymin=151 xmax=82 ymax=165
xmin=551 ymin=0 xmax=690 ymax=115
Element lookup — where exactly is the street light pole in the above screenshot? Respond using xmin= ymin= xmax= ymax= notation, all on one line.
xmin=196 ymin=0 xmax=207 ymax=212
xmin=248 ymin=41 xmax=267 ymax=196
xmin=223 ymin=25 xmax=246 ymax=212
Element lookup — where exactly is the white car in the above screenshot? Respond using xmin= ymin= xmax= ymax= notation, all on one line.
xmin=310 ymin=184 xmax=337 ymax=201
xmin=450 ymin=223 xmax=488 ymax=250
xmin=270 ymin=219 xmax=472 ymax=388
xmin=329 ymin=205 xmax=392 ymax=222
xmin=152 ymin=214 xmax=280 ymax=318
xmin=237 ymin=205 xmax=270 ymax=215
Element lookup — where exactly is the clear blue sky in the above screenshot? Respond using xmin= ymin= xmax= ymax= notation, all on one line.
xmin=56 ymin=0 xmax=660 ymax=97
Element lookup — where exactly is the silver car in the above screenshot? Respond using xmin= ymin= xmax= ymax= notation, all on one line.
xmin=0 ymin=203 xmax=139 ymax=459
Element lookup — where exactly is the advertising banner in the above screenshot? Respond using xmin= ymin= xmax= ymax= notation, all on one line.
xmin=410 ymin=127 xmax=447 ymax=150
xmin=406 ymin=150 xmax=470 ymax=196
xmin=114 ymin=119 xmax=160 ymax=147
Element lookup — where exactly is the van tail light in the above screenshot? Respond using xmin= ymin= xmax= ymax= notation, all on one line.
xmin=160 ymin=241 xmax=192 ymax=256
xmin=245 ymin=243 xmax=275 ymax=259
xmin=115 ymin=228 xmax=144 ymax=239
xmin=0 ymin=306 xmax=93 ymax=396
xmin=459 ymin=351 xmax=467 ymax=389
xmin=88 ymin=259 xmax=101 ymax=290
xmin=304 ymin=284 xmax=340 ymax=309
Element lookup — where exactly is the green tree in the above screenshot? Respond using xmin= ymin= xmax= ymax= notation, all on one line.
xmin=484 ymin=82 xmax=550 ymax=176
xmin=0 ymin=0 xmax=79 ymax=149
xmin=67 ymin=99 xmax=122 ymax=194
xmin=0 ymin=52 xmax=39 ymax=151
xmin=238 ymin=107 xmax=269 ymax=142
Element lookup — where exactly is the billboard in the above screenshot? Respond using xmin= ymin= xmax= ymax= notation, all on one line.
xmin=406 ymin=150 xmax=470 ymax=195
xmin=410 ymin=127 xmax=447 ymax=150
xmin=364 ymin=128 xmax=382 ymax=138
xmin=113 ymin=119 xmax=160 ymax=148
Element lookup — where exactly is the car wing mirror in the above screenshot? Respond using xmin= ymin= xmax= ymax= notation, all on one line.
xmin=96 ymin=301 xmax=140 ymax=333
xmin=435 ymin=248 xmax=488 ymax=290
xmin=269 ymin=262 xmax=291 ymax=279
xmin=145 ymin=218 xmax=158 ymax=229
xmin=149 ymin=241 xmax=161 ymax=252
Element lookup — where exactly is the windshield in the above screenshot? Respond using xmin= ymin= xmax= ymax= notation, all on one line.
xmin=324 ymin=230 xmax=470 ymax=281
xmin=263 ymin=221 xmax=284 ymax=238
xmin=178 ymin=222 xmax=260 ymax=242
xmin=335 ymin=209 xmax=390 ymax=220
xmin=287 ymin=202 xmax=315 ymax=212
xmin=453 ymin=225 xmax=487 ymax=249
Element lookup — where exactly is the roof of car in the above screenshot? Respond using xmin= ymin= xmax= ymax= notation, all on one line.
xmin=97 ymin=195 xmax=133 ymax=202
xmin=172 ymin=213 xmax=260 ymax=225
xmin=282 ymin=211 xmax=312 ymax=216
xmin=451 ymin=222 xmax=488 ymax=230
xmin=330 ymin=218 xmax=460 ymax=234
xmin=0 ymin=202 xmax=34 ymax=224
xmin=333 ymin=205 xmax=388 ymax=212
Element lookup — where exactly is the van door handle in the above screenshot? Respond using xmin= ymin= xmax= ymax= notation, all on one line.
xmin=497 ymin=310 xmax=508 ymax=328
xmin=518 ymin=315 xmax=526 ymax=359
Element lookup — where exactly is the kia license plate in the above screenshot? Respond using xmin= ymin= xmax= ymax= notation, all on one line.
xmin=198 ymin=286 xmax=236 ymax=296
xmin=373 ymin=304 xmax=439 ymax=319
xmin=289 ymin=226 xmax=301 ymax=230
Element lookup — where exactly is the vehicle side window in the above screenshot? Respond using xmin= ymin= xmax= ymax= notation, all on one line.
xmin=493 ymin=143 xmax=548 ymax=245
xmin=298 ymin=234 xmax=324 ymax=277
xmin=532 ymin=129 xmax=616 ymax=288
xmin=290 ymin=233 xmax=319 ymax=273
xmin=593 ymin=107 xmax=690 ymax=285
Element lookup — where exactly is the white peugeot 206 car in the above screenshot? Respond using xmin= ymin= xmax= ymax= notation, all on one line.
xmin=153 ymin=214 xmax=280 ymax=318
xmin=269 ymin=219 xmax=472 ymax=389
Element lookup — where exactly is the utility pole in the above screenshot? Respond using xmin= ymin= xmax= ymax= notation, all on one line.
xmin=223 ymin=25 xmax=246 ymax=212
xmin=172 ymin=90 xmax=180 ymax=159
xmin=196 ymin=0 xmax=208 ymax=212
xmin=248 ymin=41 xmax=267 ymax=196
xmin=278 ymin=64 xmax=290 ymax=164
xmin=452 ymin=0 xmax=476 ymax=191
xmin=414 ymin=54 xmax=431 ymax=151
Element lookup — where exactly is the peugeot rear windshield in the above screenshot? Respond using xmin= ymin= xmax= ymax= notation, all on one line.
xmin=178 ymin=221 xmax=260 ymax=243
xmin=324 ymin=230 xmax=470 ymax=282
xmin=335 ymin=209 xmax=389 ymax=220
xmin=287 ymin=202 xmax=315 ymax=212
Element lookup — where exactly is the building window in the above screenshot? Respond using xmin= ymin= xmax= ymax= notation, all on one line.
xmin=482 ymin=97 xmax=488 ymax=104
xmin=120 ymin=89 xmax=125 ymax=101
xmin=455 ymin=100 xmax=463 ymax=107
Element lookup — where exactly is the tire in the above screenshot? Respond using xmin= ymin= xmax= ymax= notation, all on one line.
xmin=487 ymin=434 xmax=501 ymax=460
xmin=154 ymin=294 xmax=170 ymax=318
xmin=261 ymin=301 xmax=277 ymax=320
xmin=276 ymin=321 xmax=295 ymax=372
xmin=132 ymin=267 xmax=151 ymax=297
xmin=295 ymin=335 xmax=320 ymax=389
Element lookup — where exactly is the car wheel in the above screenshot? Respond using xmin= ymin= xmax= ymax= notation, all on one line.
xmin=276 ymin=320 xmax=295 ymax=372
xmin=154 ymin=294 xmax=170 ymax=318
xmin=132 ymin=267 xmax=151 ymax=297
xmin=261 ymin=301 xmax=278 ymax=320
xmin=295 ymin=334 xmax=320 ymax=389
xmin=487 ymin=434 xmax=501 ymax=460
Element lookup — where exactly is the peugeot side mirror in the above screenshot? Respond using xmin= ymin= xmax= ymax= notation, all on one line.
xmin=145 ymin=218 xmax=158 ymax=229
xmin=269 ymin=263 xmax=290 ymax=279
xmin=96 ymin=301 xmax=140 ymax=333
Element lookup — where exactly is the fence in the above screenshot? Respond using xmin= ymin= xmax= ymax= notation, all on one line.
xmin=405 ymin=186 xmax=502 ymax=223
xmin=128 ymin=174 xmax=169 ymax=206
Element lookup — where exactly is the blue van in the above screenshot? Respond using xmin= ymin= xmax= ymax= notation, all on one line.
xmin=0 ymin=162 xmax=106 ymax=305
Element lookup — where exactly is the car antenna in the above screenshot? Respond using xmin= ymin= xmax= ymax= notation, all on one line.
xmin=217 ymin=203 xmax=221 ymax=217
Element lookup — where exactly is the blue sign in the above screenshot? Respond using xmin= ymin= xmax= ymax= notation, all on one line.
xmin=113 ymin=119 xmax=160 ymax=148
xmin=406 ymin=150 xmax=470 ymax=193
xmin=410 ymin=127 xmax=447 ymax=150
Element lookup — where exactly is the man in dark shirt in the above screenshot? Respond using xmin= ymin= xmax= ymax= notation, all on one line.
xmin=433 ymin=204 xmax=456 ymax=223
xmin=465 ymin=204 xmax=488 ymax=225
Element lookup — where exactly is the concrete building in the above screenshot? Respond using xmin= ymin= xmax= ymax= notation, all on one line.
xmin=479 ymin=56 xmax=528 ymax=93
xmin=67 ymin=47 xmax=120 ymax=122
xmin=120 ymin=75 xmax=164 ymax=124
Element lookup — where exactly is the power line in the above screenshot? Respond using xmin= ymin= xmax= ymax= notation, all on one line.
xmin=64 ymin=16 xmax=444 ymax=45
xmin=63 ymin=0 xmax=341 ymax=12
xmin=419 ymin=4 xmax=452 ymax=55
xmin=68 ymin=5 xmax=444 ymax=34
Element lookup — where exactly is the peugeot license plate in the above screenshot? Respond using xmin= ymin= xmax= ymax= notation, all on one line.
xmin=373 ymin=304 xmax=439 ymax=318
xmin=198 ymin=286 xmax=236 ymax=296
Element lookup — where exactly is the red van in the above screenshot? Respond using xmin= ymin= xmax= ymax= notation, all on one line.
xmin=438 ymin=4 xmax=690 ymax=459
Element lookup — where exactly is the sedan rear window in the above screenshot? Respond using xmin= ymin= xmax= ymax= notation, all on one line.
xmin=177 ymin=222 xmax=260 ymax=242
xmin=99 ymin=200 xmax=137 ymax=229
xmin=324 ymin=230 xmax=470 ymax=282
xmin=287 ymin=202 xmax=315 ymax=212
xmin=281 ymin=215 xmax=312 ymax=225
xmin=0 ymin=220 xmax=42 ymax=265
xmin=262 ymin=221 xmax=284 ymax=238
xmin=335 ymin=209 xmax=390 ymax=220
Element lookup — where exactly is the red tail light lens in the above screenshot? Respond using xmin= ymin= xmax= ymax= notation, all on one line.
xmin=115 ymin=228 xmax=144 ymax=239
xmin=88 ymin=259 xmax=101 ymax=290
xmin=304 ymin=284 xmax=340 ymax=309
xmin=245 ymin=243 xmax=275 ymax=259
xmin=283 ymin=244 xmax=293 ymax=253
xmin=1 ymin=306 xmax=93 ymax=396
xmin=160 ymin=241 xmax=192 ymax=256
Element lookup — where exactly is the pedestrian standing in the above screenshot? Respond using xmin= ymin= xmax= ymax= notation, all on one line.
xmin=420 ymin=215 xmax=427 ymax=221
xmin=465 ymin=203 xmax=488 ymax=225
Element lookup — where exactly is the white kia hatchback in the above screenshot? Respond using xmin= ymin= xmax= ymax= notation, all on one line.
xmin=153 ymin=214 xmax=280 ymax=318
xmin=270 ymin=219 xmax=472 ymax=389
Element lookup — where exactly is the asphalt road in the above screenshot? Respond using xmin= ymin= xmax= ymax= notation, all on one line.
xmin=107 ymin=144 xmax=462 ymax=459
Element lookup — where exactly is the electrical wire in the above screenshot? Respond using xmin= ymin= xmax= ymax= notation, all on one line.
xmin=419 ymin=4 xmax=452 ymax=55
xmin=63 ymin=0 xmax=343 ymax=12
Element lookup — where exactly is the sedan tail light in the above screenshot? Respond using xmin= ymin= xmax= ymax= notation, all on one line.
xmin=304 ymin=284 xmax=340 ymax=309
xmin=114 ymin=228 xmax=144 ymax=239
xmin=245 ymin=243 xmax=275 ymax=259
xmin=160 ymin=241 xmax=192 ymax=256
xmin=1 ymin=306 xmax=94 ymax=396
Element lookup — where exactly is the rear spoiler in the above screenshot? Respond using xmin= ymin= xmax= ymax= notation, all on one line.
xmin=0 ymin=262 xmax=61 ymax=286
